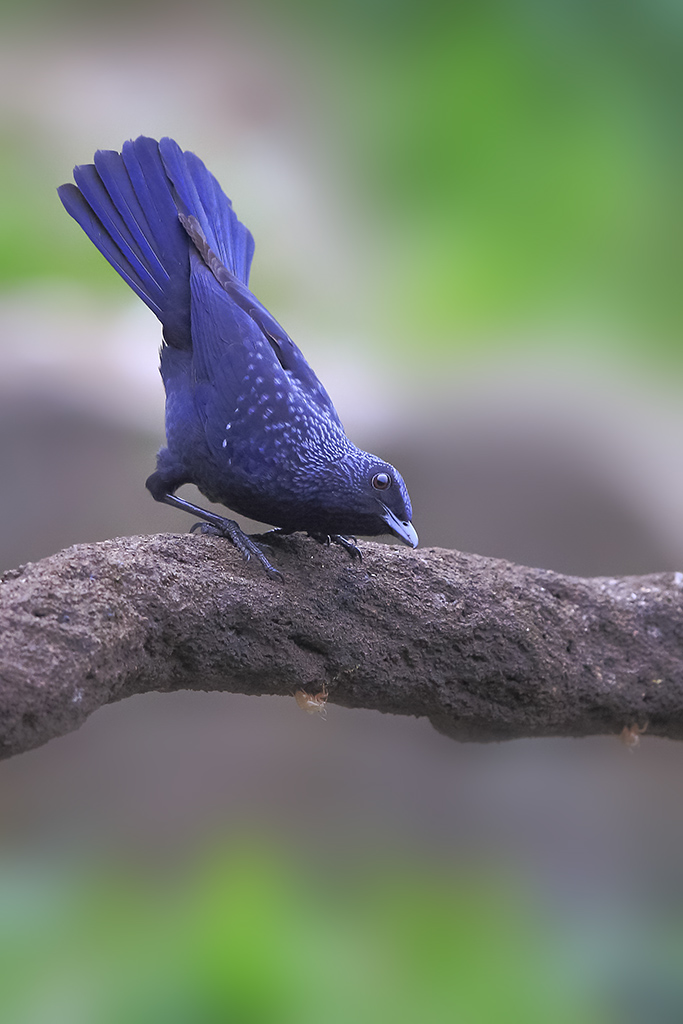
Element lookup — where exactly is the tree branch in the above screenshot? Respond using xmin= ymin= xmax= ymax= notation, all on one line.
xmin=1 ymin=533 xmax=682 ymax=759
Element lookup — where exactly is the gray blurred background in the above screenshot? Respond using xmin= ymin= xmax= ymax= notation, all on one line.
xmin=1 ymin=1 xmax=683 ymax=1020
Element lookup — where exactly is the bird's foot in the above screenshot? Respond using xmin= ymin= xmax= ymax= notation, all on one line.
xmin=309 ymin=533 xmax=362 ymax=562
xmin=332 ymin=534 xmax=362 ymax=560
xmin=191 ymin=520 xmax=281 ymax=578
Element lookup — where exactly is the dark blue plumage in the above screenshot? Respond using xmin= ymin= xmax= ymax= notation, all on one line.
xmin=59 ymin=137 xmax=417 ymax=572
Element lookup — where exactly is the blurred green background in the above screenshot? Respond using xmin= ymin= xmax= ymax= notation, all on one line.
xmin=1 ymin=0 xmax=683 ymax=1021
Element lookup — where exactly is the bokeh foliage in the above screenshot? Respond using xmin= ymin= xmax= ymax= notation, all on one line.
xmin=0 ymin=848 xmax=605 ymax=1024
xmin=294 ymin=0 xmax=683 ymax=354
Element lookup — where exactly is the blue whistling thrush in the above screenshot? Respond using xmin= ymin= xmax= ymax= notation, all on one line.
xmin=59 ymin=137 xmax=417 ymax=575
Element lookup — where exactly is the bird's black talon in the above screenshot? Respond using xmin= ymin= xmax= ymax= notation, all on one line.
xmin=230 ymin=531 xmax=281 ymax=578
xmin=331 ymin=534 xmax=363 ymax=561
xmin=190 ymin=521 xmax=221 ymax=537
xmin=245 ymin=543 xmax=281 ymax=579
xmin=309 ymin=532 xmax=362 ymax=561
xmin=189 ymin=514 xmax=281 ymax=577
xmin=308 ymin=532 xmax=330 ymax=547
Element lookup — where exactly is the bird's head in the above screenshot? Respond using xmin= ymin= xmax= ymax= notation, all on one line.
xmin=319 ymin=449 xmax=418 ymax=547
xmin=363 ymin=459 xmax=418 ymax=547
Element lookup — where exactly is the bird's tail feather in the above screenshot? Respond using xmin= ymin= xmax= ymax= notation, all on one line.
xmin=58 ymin=136 xmax=255 ymax=349
xmin=158 ymin=138 xmax=254 ymax=286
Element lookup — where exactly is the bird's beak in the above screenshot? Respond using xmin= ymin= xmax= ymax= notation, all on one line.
xmin=380 ymin=504 xmax=419 ymax=548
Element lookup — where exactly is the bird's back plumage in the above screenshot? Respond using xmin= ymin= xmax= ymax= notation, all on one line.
xmin=59 ymin=137 xmax=417 ymax=553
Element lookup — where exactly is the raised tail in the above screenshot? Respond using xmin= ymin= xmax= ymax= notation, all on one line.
xmin=58 ymin=136 xmax=255 ymax=349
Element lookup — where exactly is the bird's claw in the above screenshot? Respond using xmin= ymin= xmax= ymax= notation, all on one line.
xmin=331 ymin=534 xmax=362 ymax=561
xmin=309 ymin=533 xmax=362 ymax=562
xmin=191 ymin=520 xmax=282 ymax=578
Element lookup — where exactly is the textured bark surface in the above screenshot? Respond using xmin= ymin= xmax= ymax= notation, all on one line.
xmin=1 ymin=532 xmax=682 ymax=760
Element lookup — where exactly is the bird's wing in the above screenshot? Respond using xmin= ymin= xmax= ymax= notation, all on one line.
xmin=188 ymin=255 xmax=299 ymax=455
xmin=180 ymin=213 xmax=342 ymax=427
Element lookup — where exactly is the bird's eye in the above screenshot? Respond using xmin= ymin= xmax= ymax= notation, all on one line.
xmin=372 ymin=472 xmax=391 ymax=490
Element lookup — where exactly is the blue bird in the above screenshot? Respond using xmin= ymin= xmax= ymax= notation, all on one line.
xmin=58 ymin=137 xmax=417 ymax=574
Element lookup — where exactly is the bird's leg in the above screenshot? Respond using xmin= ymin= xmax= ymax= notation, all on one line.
xmin=154 ymin=491 xmax=281 ymax=578
xmin=309 ymin=533 xmax=362 ymax=562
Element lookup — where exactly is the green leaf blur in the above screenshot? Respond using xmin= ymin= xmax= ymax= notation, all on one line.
xmin=0 ymin=849 xmax=606 ymax=1024
xmin=301 ymin=0 xmax=683 ymax=355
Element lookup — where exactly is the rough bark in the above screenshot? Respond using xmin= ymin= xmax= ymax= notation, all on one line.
xmin=0 ymin=532 xmax=682 ymax=760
